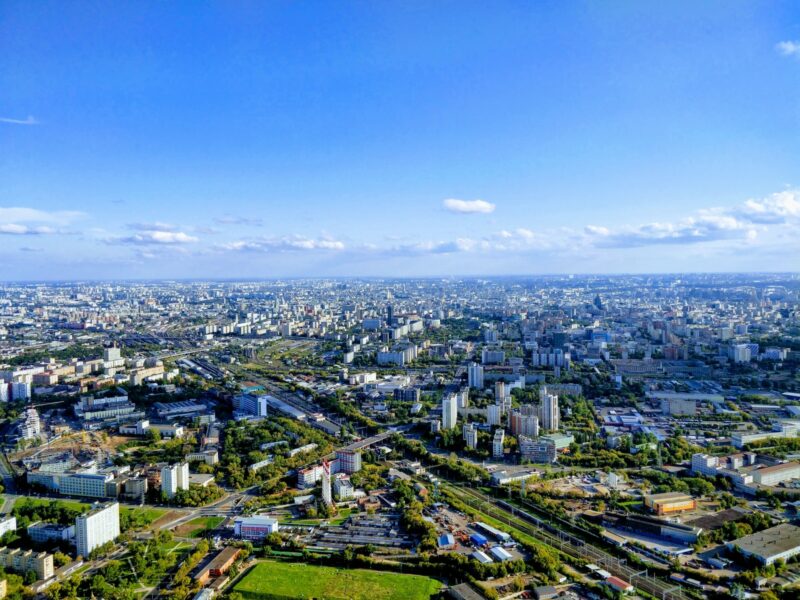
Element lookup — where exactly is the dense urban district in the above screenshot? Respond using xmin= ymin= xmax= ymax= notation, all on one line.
xmin=0 ymin=274 xmax=797 ymax=600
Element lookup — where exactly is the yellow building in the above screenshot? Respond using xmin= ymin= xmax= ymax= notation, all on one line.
xmin=643 ymin=492 xmax=696 ymax=515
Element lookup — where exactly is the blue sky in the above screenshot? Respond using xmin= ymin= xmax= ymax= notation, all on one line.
xmin=1 ymin=1 xmax=799 ymax=279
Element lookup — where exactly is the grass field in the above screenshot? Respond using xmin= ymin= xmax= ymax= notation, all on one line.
xmin=233 ymin=561 xmax=442 ymax=600
xmin=175 ymin=516 xmax=224 ymax=538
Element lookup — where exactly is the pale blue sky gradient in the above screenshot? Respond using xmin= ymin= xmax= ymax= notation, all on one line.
xmin=1 ymin=1 xmax=799 ymax=278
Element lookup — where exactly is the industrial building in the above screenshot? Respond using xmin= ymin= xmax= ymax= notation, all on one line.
xmin=643 ymin=492 xmax=697 ymax=515
xmin=726 ymin=523 xmax=800 ymax=566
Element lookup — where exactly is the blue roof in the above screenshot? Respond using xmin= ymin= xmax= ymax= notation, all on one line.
xmin=470 ymin=533 xmax=488 ymax=546
xmin=438 ymin=533 xmax=455 ymax=547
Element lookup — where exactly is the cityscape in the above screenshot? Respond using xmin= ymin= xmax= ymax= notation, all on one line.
xmin=0 ymin=275 xmax=795 ymax=599
xmin=2 ymin=3 xmax=800 ymax=600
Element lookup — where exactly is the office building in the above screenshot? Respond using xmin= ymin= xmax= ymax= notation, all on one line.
xmin=76 ymin=502 xmax=120 ymax=558
xmin=233 ymin=516 xmax=279 ymax=541
xmin=27 ymin=522 xmax=74 ymax=544
xmin=519 ymin=436 xmax=556 ymax=463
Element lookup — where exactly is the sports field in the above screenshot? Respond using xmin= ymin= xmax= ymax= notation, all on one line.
xmin=233 ymin=561 xmax=442 ymax=600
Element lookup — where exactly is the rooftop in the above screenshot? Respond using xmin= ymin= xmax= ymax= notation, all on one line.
xmin=729 ymin=523 xmax=800 ymax=560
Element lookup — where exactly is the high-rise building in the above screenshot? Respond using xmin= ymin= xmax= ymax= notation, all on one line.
xmin=463 ymin=423 xmax=478 ymax=450
xmin=321 ymin=460 xmax=332 ymax=506
xmin=510 ymin=409 xmax=539 ymax=437
xmin=161 ymin=463 xmax=189 ymax=498
xmin=495 ymin=381 xmax=507 ymax=404
xmin=467 ymin=363 xmax=484 ymax=389
xmin=335 ymin=449 xmax=362 ymax=474
xmin=492 ymin=429 xmax=505 ymax=459
xmin=10 ymin=381 xmax=30 ymax=401
xmin=539 ymin=389 xmax=559 ymax=431
xmin=20 ymin=408 xmax=41 ymax=440
xmin=76 ymin=502 xmax=120 ymax=558
xmin=487 ymin=404 xmax=501 ymax=427
xmin=442 ymin=394 xmax=458 ymax=430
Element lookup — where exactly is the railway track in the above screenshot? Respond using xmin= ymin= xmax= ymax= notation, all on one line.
xmin=446 ymin=484 xmax=690 ymax=600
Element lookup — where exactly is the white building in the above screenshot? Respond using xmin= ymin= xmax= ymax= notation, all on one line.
xmin=0 ymin=516 xmax=16 ymax=538
xmin=234 ymin=516 xmax=279 ymax=540
xmin=76 ymin=502 xmax=120 ymax=558
xmin=161 ymin=462 xmax=190 ymax=498
xmin=492 ymin=429 xmax=505 ymax=459
xmin=539 ymin=389 xmax=559 ymax=432
xmin=19 ymin=408 xmax=41 ymax=440
xmin=487 ymin=404 xmax=501 ymax=427
xmin=467 ymin=363 xmax=484 ymax=389
xmin=321 ymin=460 xmax=332 ymax=506
xmin=442 ymin=394 xmax=458 ymax=430
xmin=463 ymin=423 xmax=478 ymax=450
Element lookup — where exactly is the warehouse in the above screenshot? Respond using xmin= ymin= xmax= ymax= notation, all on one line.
xmin=727 ymin=523 xmax=800 ymax=566
xmin=643 ymin=492 xmax=696 ymax=515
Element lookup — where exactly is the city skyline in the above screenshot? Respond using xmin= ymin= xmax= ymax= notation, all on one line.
xmin=2 ymin=2 xmax=800 ymax=279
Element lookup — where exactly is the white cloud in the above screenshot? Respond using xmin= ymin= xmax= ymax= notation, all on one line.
xmin=0 ymin=115 xmax=39 ymax=125
xmin=737 ymin=190 xmax=800 ymax=224
xmin=218 ymin=235 xmax=345 ymax=253
xmin=0 ymin=224 xmax=56 ymax=235
xmin=0 ymin=207 xmax=83 ymax=223
xmin=0 ymin=207 xmax=83 ymax=235
xmin=114 ymin=230 xmax=199 ymax=245
xmin=776 ymin=40 xmax=800 ymax=58
xmin=443 ymin=198 xmax=496 ymax=214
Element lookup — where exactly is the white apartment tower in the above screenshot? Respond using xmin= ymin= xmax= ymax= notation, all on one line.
xmin=467 ymin=363 xmax=484 ymax=389
xmin=463 ymin=423 xmax=478 ymax=450
xmin=539 ymin=389 xmax=559 ymax=432
xmin=321 ymin=460 xmax=332 ymax=506
xmin=161 ymin=462 xmax=190 ymax=498
xmin=492 ymin=429 xmax=505 ymax=459
xmin=487 ymin=404 xmax=502 ymax=427
xmin=442 ymin=394 xmax=458 ymax=430
xmin=76 ymin=502 xmax=120 ymax=558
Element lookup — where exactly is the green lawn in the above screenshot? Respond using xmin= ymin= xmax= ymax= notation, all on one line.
xmin=184 ymin=516 xmax=224 ymax=537
xmin=233 ymin=561 xmax=442 ymax=600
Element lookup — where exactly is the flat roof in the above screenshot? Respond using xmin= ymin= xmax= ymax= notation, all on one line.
xmin=730 ymin=524 xmax=800 ymax=560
